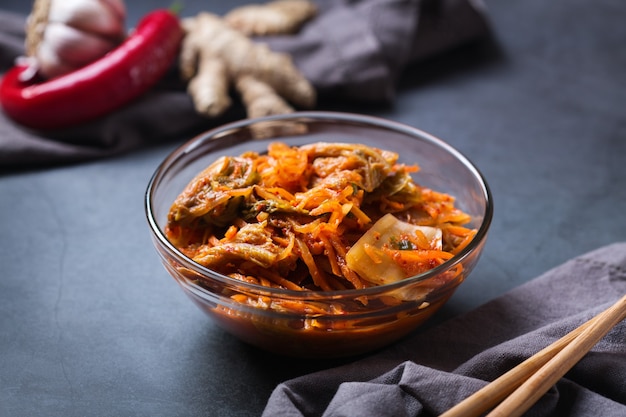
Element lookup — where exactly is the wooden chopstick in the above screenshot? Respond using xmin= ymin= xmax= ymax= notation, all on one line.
xmin=439 ymin=316 xmax=596 ymax=417
xmin=441 ymin=293 xmax=626 ymax=417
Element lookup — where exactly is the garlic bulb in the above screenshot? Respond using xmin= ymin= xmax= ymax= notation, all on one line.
xmin=25 ymin=0 xmax=127 ymax=80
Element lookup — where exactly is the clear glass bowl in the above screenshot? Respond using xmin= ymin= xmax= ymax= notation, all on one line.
xmin=145 ymin=112 xmax=493 ymax=358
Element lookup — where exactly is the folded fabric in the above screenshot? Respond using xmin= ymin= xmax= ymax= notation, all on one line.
xmin=0 ymin=0 xmax=490 ymax=170
xmin=263 ymin=242 xmax=626 ymax=417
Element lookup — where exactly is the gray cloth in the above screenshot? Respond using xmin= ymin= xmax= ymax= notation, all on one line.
xmin=0 ymin=0 xmax=489 ymax=170
xmin=263 ymin=242 xmax=626 ymax=416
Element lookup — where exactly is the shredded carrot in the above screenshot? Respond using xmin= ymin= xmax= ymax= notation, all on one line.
xmin=363 ymin=243 xmax=384 ymax=264
xmin=247 ymin=265 xmax=304 ymax=291
xmin=387 ymin=249 xmax=455 ymax=263
xmin=349 ymin=203 xmax=371 ymax=226
xmin=449 ymin=230 xmax=477 ymax=255
xmin=328 ymin=233 xmax=366 ymax=290
xmin=379 ymin=196 xmax=406 ymax=212
xmin=224 ymin=225 xmax=238 ymax=240
xmin=276 ymin=233 xmax=296 ymax=261
xmin=319 ymin=233 xmax=342 ymax=277
xmin=296 ymin=237 xmax=333 ymax=291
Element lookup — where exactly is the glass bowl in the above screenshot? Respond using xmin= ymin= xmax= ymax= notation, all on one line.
xmin=145 ymin=111 xmax=493 ymax=358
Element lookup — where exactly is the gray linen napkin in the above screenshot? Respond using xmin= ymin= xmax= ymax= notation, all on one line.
xmin=0 ymin=0 xmax=489 ymax=170
xmin=263 ymin=242 xmax=626 ymax=417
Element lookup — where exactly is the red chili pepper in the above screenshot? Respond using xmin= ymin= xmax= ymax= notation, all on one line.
xmin=0 ymin=9 xmax=183 ymax=130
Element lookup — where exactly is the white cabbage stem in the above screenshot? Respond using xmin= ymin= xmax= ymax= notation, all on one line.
xmin=25 ymin=0 xmax=127 ymax=80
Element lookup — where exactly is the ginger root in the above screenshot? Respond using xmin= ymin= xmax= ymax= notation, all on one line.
xmin=180 ymin=1 xmax=316 ymax=123
xmin=224 ymin=0 xmax=317 ymax=36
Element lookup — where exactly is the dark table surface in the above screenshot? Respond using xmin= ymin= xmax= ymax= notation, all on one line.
xmin=1 ymin=1 xmax=624 ymax=416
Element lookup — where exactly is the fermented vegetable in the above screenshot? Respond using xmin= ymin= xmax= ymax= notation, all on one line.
xmin=166 ymin=142 xmax=476 ymax=299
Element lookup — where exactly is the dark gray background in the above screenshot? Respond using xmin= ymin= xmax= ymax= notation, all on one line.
xmin=1 ymin=1 xmax=624 ymax=416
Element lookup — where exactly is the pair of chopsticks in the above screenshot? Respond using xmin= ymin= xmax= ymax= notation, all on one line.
xmin=441 ymin=293 xmax=626 ymax=417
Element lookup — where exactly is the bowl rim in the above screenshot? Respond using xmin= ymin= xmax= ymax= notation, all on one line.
xmin=145 ymin=111 xmax=493 ymax=298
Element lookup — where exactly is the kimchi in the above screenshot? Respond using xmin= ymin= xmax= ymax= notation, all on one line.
xmin=166 ymin=142 xmax=476 ymax=292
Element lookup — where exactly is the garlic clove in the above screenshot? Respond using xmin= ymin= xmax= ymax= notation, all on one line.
xmin=41 ymin=22 xmax=118 ymax=67
xmin=100 ymin=0 xmax=126 ymax=23
xmin=36 ymin=41 xmax=77 ymax=79
xmin=24 ymin=0 xmax=127 ymax=80
xmin=48 ymin=0 xmax=126 ymax=40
